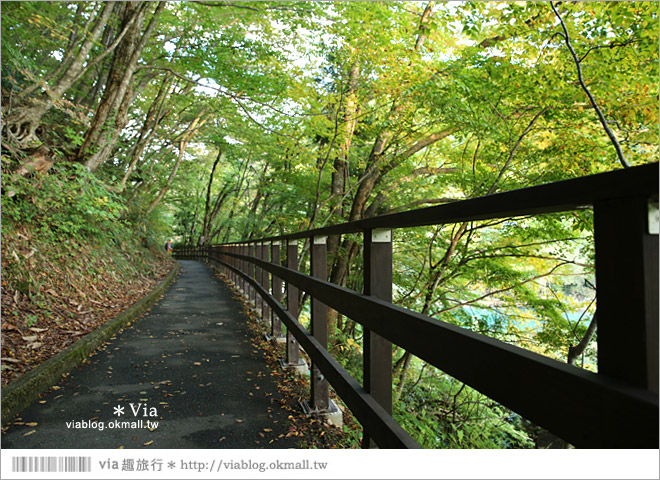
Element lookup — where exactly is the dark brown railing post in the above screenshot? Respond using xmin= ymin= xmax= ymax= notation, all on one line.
xmin=258 ymin=243 xmax=265 ymax=317
xmin=310 ymin=235 xmax=330 ymax=411
xmin=229 ymin=244 xmax=235 ymax=287
xmin=234 ymin=244 xmax=240 ymax=286
xmin=224 ymin=244 xmax=228 ymax=277
xmin=240 ymin=243 xmax=247 ymax=297
xmin=227 ymin=244 xmax=236 ymax=286
xmin=271 ymin=241 xmax=283 ymax=339
xmin=227 ymin=244 xmax=236 ymax=283
xmin=594 ymin=196 xmax=659 ymax=393
xmin=255 ymin=242 xmax=266 ymax=322
xmin=229 ymin=244 xmax=235 ymax=285
xmin=244 ymin=242 xmax=250 ymax=299
xmin=284 ymin=240 xmax=303 ymax=368
xmin=248 ymin=242 xmax=256 ymax=307
xmin=362 ymin=228 xmax=393 ymax=448
xmin=261 ymin=242 xmax=271 ymax=322
xmin=234 ymin=243 xmax=240 ymax=287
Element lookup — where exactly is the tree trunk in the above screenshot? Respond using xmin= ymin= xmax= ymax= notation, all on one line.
xmin=327 ymin=61 xmax=360 ymax=342
xmin=414 ymin=2 xmax=435 ymax=51
xmin=326 ymin=4 xmax=440 ymax=289
xmin=145 ymin=110 xmax=208 ymax=215
xmin=3 ymin=2 xmax=116 ymax=146
xmin=199 ymin=151 xmax=233 ymax=246
xmin=200 ymin=150 xmax=223 ymax=245
xmin=568 ymin=312 xmax=597 ymax=366
xmin=394 ymin=351 xmax=413 ymax=401
xmin=393 ymin=222 xmax=469 ymax=401
xmin=77 ymin=17 xmax=116 ymax=109
xmin=119 ymin=73 xmax=173 ymax=190
xmin=82 ymin=2 xmax=166 ymax=172
xmin=77 ymin=2 xmax=148 ymax=163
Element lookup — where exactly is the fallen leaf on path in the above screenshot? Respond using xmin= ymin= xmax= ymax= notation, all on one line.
xmin=23 ymin=430 xmax=36 ymax=437
xmin=143 ymin=440 xmax=153 ymax=446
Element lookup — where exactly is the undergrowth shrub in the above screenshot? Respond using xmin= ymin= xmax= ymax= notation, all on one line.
xmin=3 ymin=162 xmax=128 ymax=243
xmin=1 ymin=160 xmax=172 ymax=330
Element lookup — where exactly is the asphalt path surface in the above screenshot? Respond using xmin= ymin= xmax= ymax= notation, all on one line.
xmin=2 ymin=260 xmax=297 ymax=449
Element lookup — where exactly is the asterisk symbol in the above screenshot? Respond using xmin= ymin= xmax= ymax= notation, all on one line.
xmin=167 ymin=461 xmax=176 ymax=469
xmin=114 ymin=405 xmax=125 ymax=416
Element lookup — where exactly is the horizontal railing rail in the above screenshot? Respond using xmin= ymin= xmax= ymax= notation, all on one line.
xmin=240 ymin=162 xmax=658 ymax=243
xmin=221 ymin=259 xmax=420 ymax=448
xmin=224 ymin=251 xmax=658 ymax=446
xmin=176 ymin=162 xmax=659 ymax=448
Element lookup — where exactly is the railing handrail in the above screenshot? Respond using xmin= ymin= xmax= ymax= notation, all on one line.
xmin=214 ymin=162 xmax=658 ymax=245
xmin=221 ymin=250 xmax=658 ymax=447
xmin=175 ymin=162 xmax=659 ymax=448
xmin=223 ymin=262 xmax=421 ymax=448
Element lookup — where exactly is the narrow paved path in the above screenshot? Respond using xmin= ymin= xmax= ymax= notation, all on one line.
xmin=2 ymin=260 xmax=296 ymax=449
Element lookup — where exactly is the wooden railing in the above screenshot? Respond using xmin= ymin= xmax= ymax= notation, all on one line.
xmin=176 ymin=162 xmax=659 ymax=448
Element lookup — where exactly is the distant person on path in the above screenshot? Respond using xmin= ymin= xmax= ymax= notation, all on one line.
xmin=165 ymin=239 xmax=173 ymax=255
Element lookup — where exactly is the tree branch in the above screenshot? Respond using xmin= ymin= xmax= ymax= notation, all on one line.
xmin=435 ymin=261 xmax=570 ymax=315
xmin=402 ymin=166 xmax=458 ymax=180
xmin=568 ymin=311 xmax=597 ymax=366
xmin=398 ymin=127 xmax=458 ymax=161
xmin=384 ymin=197 xmax=460 ymax=214
xmin=192 ymin=1 xmax=308 ymax=12
xmin=136 ymin=65 xmax=299 ymax=137
xmin=487 ymin=105 xmax=548 ymax=195
xmin=69 ymin=7 xmax=142 ymax=86
xmin=414 ymin=2 xmax=435 ymax=51
xmin=550 ymin=1 xmax=630 ymax=168
xmin=578 ymin=38 xmax=641 ymax=63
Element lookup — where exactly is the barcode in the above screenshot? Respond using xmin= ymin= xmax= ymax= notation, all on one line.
xmin=12 ymin=456 xmax=92 ymax=473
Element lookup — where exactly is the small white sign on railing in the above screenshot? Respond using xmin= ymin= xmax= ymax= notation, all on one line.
xmin=372 ymin=229 xmax=392 ymax=243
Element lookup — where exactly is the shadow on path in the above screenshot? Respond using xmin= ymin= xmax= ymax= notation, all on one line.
xmin=2 ymin=260 xmax=297 ymax=449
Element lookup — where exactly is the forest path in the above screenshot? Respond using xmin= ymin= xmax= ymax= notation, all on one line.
xmin=2 ymin=260 xmax=296 ymax=449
